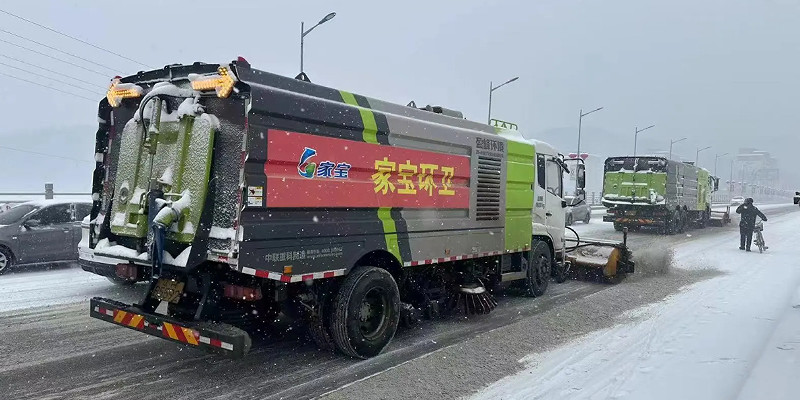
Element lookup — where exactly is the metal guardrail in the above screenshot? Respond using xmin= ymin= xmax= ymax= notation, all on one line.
xmin=0 ymin=183 xmax=90 ymax=203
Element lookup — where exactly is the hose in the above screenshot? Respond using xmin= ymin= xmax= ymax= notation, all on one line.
xmin=565 ymin=225 xmax=581 ymax=252
xmin=151 ymin=223 xmax=165 ymax=278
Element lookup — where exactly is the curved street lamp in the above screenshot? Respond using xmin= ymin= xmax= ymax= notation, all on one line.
xmin=487 ymin=76 xmax=518 ymax=124
xmin=300 ymin=12 xmax=337 ymax=74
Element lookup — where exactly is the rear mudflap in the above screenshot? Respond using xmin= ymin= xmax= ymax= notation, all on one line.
xmin=90 ymin=297 xmax=251 ymax=358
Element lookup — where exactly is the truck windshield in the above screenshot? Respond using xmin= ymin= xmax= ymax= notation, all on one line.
xmin=0 ymin=204 xmax=37 ymax=225
xmin=605 ymin=157 xmax=667 ymax=173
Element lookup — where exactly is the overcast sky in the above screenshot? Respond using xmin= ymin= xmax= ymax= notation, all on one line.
xmin=0 ymin=0 xmax=798 ymax=191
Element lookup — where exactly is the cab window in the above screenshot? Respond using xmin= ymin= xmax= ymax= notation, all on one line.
xmin=545 ymin=159 xmax=563 ymax=198
xmin=537 ymin=154 xmax=546 ymax=189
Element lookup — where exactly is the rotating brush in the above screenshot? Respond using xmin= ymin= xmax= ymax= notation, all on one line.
xmin=449 ymin=283 xmax=497 ymax=315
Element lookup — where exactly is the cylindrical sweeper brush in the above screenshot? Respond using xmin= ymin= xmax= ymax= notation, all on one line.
xmin=448 ymin=283 xmax=498 ymax=315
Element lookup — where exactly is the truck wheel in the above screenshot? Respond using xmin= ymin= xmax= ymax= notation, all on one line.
xmin=306 ymin=287 xmax=337 ymax=352
xmin=330 ymin=266 xmax=400 ymax=359
xmin=552 ymin=259 xmax=568 ymax=283
xmin=565 ymin=215 xmax=573 ymax=227
xmin=0 ymin=247 xmax=13 ymax=275
xmin=664 ymin=213 xmax=676 ymax=235
xmin=525 ymin=243 xmax=551 ymax=297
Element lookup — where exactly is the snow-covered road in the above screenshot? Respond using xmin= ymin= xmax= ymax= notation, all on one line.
xmin=0 ymin=264 xmax=145 ymax=313
xmin=476 ymin=205 xmax=800 ymax=400
xmin=1 ymin=203 xmax=796 ymax=400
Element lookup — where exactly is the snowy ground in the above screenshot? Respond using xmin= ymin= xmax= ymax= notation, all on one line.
xmin=0 ymin=264 xmax=144 ymax=313
xmin=1 ymin=203 xmax=797 ymax=399
xmin=475 ymin=205 xmax=800 ymax=400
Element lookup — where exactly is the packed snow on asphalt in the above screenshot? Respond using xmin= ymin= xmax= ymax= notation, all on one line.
xmin=475 ymin=205 xmax=800 ymax=400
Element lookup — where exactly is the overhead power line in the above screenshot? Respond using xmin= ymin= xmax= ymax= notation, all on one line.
xmin=0 ymin=71 xmax=97 ymax=102
xmin=0 ymin=37 xmax=107 ymax=77
xmin=0 ymin=8 xmax=153 ymax=69
xmin=0 ymin=54 xmax=100 ymax=87
xmin=0 ymin=60 xmax=104 ymax=95
xmin=0 ymin=28 xmax=118 ymax=73
xmin=0 ymin=145 xmax=94 ymax=164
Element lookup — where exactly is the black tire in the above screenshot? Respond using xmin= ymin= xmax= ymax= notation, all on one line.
xmin=0 ymin=247 xmax=12 ymax=275
xmin=308 ymin=308 xmax=336 ymax=352
xmin=106 ymin=276 xmax=136 ymax=286
xmin=583 ymin=211 xmax=591 ymax=224
xmin=552 ymin=258 xmax=568 ymax=284
xmin=565 ymin=215 xmax=573 ymax=227
xmin=664 ymin=212 xmax=677 ymax=235
xmin=330 ymin=266 xmax=400 ymax=359
xmin=524 ymin=243 xmax=551 ymax=297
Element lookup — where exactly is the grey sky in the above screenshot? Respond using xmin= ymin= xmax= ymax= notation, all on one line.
xmin=0 ymin=0 xmax=798 ymax=191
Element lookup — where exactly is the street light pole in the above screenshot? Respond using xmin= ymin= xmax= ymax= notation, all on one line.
xmin=487 ymin=76 xmax=519 ymax=125
xmin=300 ymin=12 xmax=337 ymax=75
xmin=668 ymin=137 xmax=687 ymax=161
xmin=714 ymin=152 xmax=728 ymax=177
xmin=633 ymin=124 xmax=655 ymax=157
xmin=695 ymin=146 xmax=712 ymax=165
xmin=577 ymin=106 xmax=603 ymax=160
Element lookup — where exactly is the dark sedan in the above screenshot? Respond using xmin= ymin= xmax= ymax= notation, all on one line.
xmin=0 ymin=200 xmax=91 ymax=274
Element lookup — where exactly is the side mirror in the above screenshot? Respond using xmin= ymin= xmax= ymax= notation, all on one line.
xmin=561 ymin=199 xmax=568 ymax=208
xmin=714 ymin=178 xmax=720 ymax=192
xmin=24 ymin=219 xmax=41 ymax=228
xmin=576 ymin=164 xmax=586 ymax=190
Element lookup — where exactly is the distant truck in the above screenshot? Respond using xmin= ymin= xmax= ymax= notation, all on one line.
xmin=602 ymin=156 xmax=719 ymax=234
xmin=794 ymin=191 xmax=799 ymax=207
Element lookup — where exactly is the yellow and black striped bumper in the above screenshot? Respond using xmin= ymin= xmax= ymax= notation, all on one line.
xmin=90 ymin=297 xmax=251 ymax=358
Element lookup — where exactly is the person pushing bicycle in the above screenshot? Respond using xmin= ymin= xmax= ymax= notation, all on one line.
xmin=736 ymin=198 xmax=767 ymax=252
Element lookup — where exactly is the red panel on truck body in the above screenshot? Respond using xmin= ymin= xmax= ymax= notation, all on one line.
xmin=264 ymin=130 xmax=470 ymax=209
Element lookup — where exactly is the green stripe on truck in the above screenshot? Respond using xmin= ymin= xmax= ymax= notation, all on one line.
xmin=505 ymin=140 xmax=535 ymax=251
xmin=340 ymin=90 xmax=403 ymax=264
xmin=340 ymin=91 xmax=379 ymax=144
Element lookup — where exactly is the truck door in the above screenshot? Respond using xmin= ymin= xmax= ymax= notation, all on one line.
xmin=544 ymin=157 xmax=566 ymax=252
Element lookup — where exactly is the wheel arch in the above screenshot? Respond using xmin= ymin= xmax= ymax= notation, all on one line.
xmin=0 ymin=242 xmax=15 ymax=260
xmin=532 ymin=235 xmax=554 ymax=259
xmin=353 ymin=250 xmax=403 ymax=284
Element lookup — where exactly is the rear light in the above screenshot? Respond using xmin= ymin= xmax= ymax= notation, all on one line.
xmin=190 ymin=66 xmax=236 ymax=98
xmin=115 ymin=263 xmax=139 ymax=281
xmin=106 ymin=78 xmax=143 ymax=107
xmin=223 ymin=284 xmax=263 ymax=301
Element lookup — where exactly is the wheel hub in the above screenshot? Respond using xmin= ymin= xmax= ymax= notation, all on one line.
xmin=359 ymin=288 xmax=388 ymax=340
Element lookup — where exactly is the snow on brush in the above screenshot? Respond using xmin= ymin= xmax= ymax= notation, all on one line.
xmin=474 ymin=209 xmax=800 ymax=400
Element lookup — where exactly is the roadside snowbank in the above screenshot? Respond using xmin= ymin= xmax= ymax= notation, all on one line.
xmin=474 ymin=209 xmax=800 ymax=400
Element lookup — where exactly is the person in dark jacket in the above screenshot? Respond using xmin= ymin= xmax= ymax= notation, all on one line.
xmin=735 ymin=197 xmax=767 ymax=251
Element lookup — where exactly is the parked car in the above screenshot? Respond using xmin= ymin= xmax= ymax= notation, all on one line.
xmin=731 ymin=196 xmax=745 ymax=206
xmin=565 ymin=195 xmax=592 ymax=226
xmin=0 ymin=200 xmax=92 ymax=274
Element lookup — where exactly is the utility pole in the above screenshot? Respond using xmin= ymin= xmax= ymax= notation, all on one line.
xmin=487 ymin=76 xmax=519 ymax=124
xmin=300 ymin=12 xmax=337 ymax=75
xmin=633 ymin=124 xmax=655 ymax=157
xmin=576 ymin=107 xmax=603 ymax=160
xmin=668 ymin=137 xmax=687 ymax=161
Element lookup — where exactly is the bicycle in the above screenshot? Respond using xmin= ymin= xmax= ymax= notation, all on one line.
xmin=753 ymin=220 xmax=768 ymax=253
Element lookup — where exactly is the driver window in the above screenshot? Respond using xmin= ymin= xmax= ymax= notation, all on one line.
xmin=545 ymin=160 xmax=563 ymax=198
xmin=32 ymin=204 xmax=72 ymax=226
